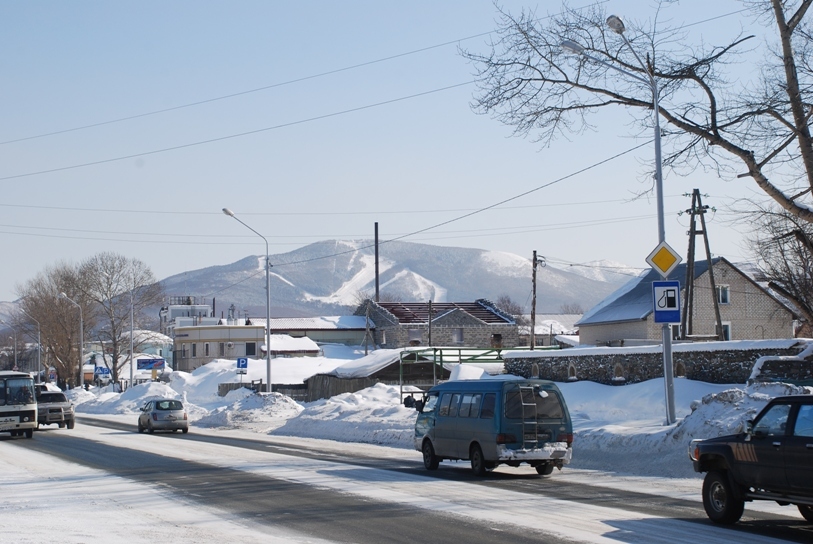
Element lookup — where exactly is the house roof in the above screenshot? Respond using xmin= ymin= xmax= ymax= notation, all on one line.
xmin=375 ymin=299 xmax=514 ymax=325
xmin=577 ymin=259 xmax=716 ymax=326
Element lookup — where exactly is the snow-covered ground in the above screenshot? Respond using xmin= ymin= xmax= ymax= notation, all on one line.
xmin=3 ymin=348 xmax=811 ymax=542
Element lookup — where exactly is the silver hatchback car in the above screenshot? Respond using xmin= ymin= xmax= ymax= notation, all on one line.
xmin=138 ymin=399 xmax=189 ymax=434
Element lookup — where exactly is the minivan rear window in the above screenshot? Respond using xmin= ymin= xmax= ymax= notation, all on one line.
xmin=505 ymin=387 xmax=564 ymax=419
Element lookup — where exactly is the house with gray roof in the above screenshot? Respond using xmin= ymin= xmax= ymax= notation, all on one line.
xmin=577 ymin=258 xmax=797 ymax=346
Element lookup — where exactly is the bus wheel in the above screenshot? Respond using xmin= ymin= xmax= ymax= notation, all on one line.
xmin=470 ymin=444 xmax=487 ymax=476
xmin=24 ymin=429 xmax=33 ymax=439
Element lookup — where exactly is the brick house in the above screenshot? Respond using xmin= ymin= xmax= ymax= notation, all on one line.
xmin=577 ymin=258 xmax=797 ymax=346
xmin=353 ymin=299 xmax=519 ymax=349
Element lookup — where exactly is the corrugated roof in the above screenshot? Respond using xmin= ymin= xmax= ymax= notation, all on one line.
xmin=577 ymin=260 xmax=714 ymax=326
xmin=377 ymin=300 xmax=513 ymax=325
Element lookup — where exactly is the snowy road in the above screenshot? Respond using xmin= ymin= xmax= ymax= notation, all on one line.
xmin=2 ymin=419 xmax=809 ymax=543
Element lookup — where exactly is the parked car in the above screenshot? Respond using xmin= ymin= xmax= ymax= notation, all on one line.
xmin=689 ymin=394 xmax=813 ymax=524
xmin=138 ymin=399 xmax=189 ymax=434
xmin=36 ymin=391 xmax=75 ymax=429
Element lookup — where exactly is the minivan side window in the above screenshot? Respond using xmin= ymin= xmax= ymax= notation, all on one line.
xmin=422 ymin=393 xmax=439 ymax=414
xmin=459 ymin=393 xmax=482 ymax=418
xmin=480 ymin=393 xmax=496 ymax=419
xmin=438 ymin=393 xmax=453 ymax=416
xmin=448 ymin=393 xmax=462 ymax=417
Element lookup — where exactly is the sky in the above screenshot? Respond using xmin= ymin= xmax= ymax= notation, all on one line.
xmin=4 ymin=343 xmax=810 ymax=542
xmin=0 ymin=1 xmax=778 ymax=302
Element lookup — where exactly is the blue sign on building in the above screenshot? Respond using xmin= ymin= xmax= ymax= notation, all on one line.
xmin=137 ymin=358 xmax=165 ymax=370
xmin=653 ymin=280 xmax=681 ymax=324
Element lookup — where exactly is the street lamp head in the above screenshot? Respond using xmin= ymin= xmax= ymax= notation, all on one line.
xmin=607 ymin=15 xmax=626 ymax=35
xmin=560 ymin=40 xmax=585 ymax=55
xmin=222 ymin=208 xmax=235 ymax=217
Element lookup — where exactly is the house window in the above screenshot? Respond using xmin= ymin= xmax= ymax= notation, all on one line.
xmin=491 ymin=333 xmax=503 ymax=348
xmin=219 ymin=342 xmax=225 ymax=357
xmin=246 ymin=342 xmax=256 ymax=356
xmin=721 ymin=322 xmax=731 ymax=341
xmin=182 ymin=344 xmax=188 ymax=358
xmin=716 ymin=285 xmax=730 ymax=304
xmin=408 ymin=329 xmax=422 ymax=346
xmin=451 ymin=328 xmax=464 ymax=344
xmin=671 ymin=324 xmax=681 ymax=340
xmin=381 ymin=330 xmax=387 ymax=344
xmin=192 ymin=343 xmax=197 ymax=357
xmin=204 ymin=343 xmax=209 ymax=357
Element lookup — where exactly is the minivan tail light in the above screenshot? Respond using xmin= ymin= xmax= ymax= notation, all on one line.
xmin=558 ymin=433 xmax=573 ymax=446
xmin=496 ymin=433 xmax=517 ymax=444
xmin=152 ymin=413 xmax=159 ymax=421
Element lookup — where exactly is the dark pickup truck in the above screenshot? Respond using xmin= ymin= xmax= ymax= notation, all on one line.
xmin=689 ymin=394 xmax=813 ymax=524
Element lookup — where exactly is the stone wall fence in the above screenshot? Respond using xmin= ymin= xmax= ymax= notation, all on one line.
xmin=504 ymin=339 xmax=813 ymax=385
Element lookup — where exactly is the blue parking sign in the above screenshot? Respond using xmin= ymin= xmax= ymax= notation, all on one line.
xmin=237 ymin=357 xmax=248 ymax=369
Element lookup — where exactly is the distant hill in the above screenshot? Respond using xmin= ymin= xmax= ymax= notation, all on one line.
xmin=159 ymin=240 xmax=629 ymax=318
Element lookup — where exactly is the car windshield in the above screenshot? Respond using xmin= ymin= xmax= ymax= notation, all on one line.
xmin=156 ymin=400 xmax=183 ymax=411
xmin=39 ymin=392 xmax=68 ymax=403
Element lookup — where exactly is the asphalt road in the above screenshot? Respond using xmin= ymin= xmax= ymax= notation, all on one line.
xmin=18 ymin=417 xmax=813 ymax=544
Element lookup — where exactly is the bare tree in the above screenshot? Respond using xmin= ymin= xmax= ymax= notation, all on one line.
xmin=744 ymin=206 xmax=813 ymax=327
xmin=495 ymin=294 xmax=529 ymax=326
xmin=79 ymin=252 xmax=163 ymax=385
xmin=463 ymin=1 xmax=813 ymax=223
xmin=16 ymin=261 xmax=92 ymax=387
xmin=559 ymin=303 xmax=584 ymax=314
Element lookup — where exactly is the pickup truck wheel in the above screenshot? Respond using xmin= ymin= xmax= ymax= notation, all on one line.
xmin=798 ymin=505 xmax=813 ymax=522
xmin=422 ymin=440 xmax=439 ymax=470
xmin=703 ymin=470 xmax=744 ymax=524
xmin=66 ymin=419 xmax=75 ymax=430
xmin=470 ymin=444 xmax=487 ymax=476
xmin=58 ymin=422 xmax=65 ymax=428
xmin=24 ymin=429 xmax=33 ymax=439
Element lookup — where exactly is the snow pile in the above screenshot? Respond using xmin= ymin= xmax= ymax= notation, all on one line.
xmin=195 ymin=389 xmax=303 ymax=432
xmin=272 ymin=383 xmax=417 ymax=446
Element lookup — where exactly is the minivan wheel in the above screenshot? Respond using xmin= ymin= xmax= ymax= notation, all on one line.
xmin=799 ymin=504 xmax=813 ymax=523
xmin=702 ymin=470 xmax=744 ymax=524
xmin=422 ymin=440 xmax=439 ymax=470
xmin=470 ymin=444 xmax=487 ymax=476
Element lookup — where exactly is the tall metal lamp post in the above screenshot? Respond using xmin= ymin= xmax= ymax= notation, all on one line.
xmin=60 ymin=293 xmax=84 ymax=389
xmin=18 ymin=310 xmax=41 ymax=382
xmin=562 ymin=15 xmax=676 ymax=424
xmin=222 ymin=208 xmax=272 ymax=393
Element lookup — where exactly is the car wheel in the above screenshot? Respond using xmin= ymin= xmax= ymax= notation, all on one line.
xmin=470 ymin=444 xmax=487 ymax=476
xmin=535 ymin=462 xmax=554 ymax=476
xmin=137 ymin=422 xmax=145 ymax=433
xmin=422 ymin=440 xmax=439 ymax=470
xmin=702 ymin=470 xmax=744 ymax=524
xmin=66 ymin=419 xmax=75 ymax=430
xmin=147 ymin=421 xmax=155 ymax=434
xmin=798 ymin=504 xmax=813 ymax=523
xmin=182 ymin=428 xmax=189 ymax=434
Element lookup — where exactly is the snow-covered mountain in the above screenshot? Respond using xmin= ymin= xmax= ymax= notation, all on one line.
xmin=547 ymin=259 xmax=643 ymax=284
xmin=159 ymin=240 xmax=629 ymax=318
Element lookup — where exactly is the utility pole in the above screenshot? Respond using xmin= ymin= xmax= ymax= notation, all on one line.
xmin=530 ymin=251 xmax=546 ymax=350
xmin=680 ymin=189 xmax=724 ymax=340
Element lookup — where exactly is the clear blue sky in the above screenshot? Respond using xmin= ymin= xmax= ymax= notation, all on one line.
xmin=0 ymin=1 xmax=767 ymax=301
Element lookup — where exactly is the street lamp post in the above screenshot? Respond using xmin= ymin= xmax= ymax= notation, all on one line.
xmin=562 ymin=15 xmax=676 ymax=424
xmin=60 ymin=293 xmax=84 ymax=389
xmin=18 ymin=310 xmax=41 ymax=382
xmin=222 ymin=208 xmax=272 ymax=393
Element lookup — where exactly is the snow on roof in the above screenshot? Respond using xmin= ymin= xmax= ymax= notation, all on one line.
xmin=121 ymin=329 xmax=173 ymax=344
xmin=263 ymin=334 xmax=320 ymax=352
xmin=504 ymin=338 xmax=809 ymax=358
xmin=324 ymin=349 xmax=402 ymax=379
xmin=265 ymin=316 xmax=371 ymax=330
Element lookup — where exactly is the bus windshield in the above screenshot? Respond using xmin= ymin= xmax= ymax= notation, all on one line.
xmin=1 ymin=378 xmax=36 ymax=406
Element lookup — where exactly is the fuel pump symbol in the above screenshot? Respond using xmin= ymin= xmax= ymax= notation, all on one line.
xmin=658 ymin=288 xmax=677 ymax=309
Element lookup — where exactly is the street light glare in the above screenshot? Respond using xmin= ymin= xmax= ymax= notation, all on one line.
xmin=607 ymin=15 xmax=626 ymax=35
xmin=222 ymin=208 xmax=235 ymax=217
xmin=560 ymin=40 xmax=585 ymax=55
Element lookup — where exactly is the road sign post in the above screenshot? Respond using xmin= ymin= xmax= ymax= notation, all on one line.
xmin=236 ymin=357 xmax=248 ymax=383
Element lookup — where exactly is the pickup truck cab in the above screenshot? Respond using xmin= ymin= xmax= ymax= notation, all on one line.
xmin=36 ymin=391 xmax=75 ymax=429
xmin=689 ymin=394 xmax=813 ymax=524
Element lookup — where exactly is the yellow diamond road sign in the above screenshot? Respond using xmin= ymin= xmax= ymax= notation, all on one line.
xmin=646 ymin=241 xmax=682 ymax=278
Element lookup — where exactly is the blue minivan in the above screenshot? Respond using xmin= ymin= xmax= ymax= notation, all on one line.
xmin=414 ymin=376 xmax=573 ymax=476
